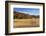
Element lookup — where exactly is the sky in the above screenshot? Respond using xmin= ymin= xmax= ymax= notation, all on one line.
xmin=14 ymin=8 xmax=40 ymax=16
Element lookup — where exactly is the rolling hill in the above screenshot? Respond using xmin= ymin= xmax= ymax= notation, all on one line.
xmin=14 ymin=11 xmax=39 ymax=19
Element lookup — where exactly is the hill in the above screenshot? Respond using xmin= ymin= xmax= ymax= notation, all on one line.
xmin=14 ymin=11 xmax=39 ymax=19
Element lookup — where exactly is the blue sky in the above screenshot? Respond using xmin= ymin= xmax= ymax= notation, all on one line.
xmin=14 ymin=8 xmax=40 ymax=16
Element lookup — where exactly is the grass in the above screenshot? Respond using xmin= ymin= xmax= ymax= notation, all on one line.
xmin=14 ymin=18 xmax=39 ymax=28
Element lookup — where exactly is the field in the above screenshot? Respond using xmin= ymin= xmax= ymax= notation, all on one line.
xmin=14 ymin=18 xmax=39 ymax=28
xmin=14 ymin=12 xmax=40 ymax=28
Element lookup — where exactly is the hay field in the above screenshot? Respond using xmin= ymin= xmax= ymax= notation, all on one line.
xmin=14 ymin=18 xmax=39 ymax=28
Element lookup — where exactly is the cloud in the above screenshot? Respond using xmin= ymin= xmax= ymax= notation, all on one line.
xmin=16 ymin=11 xmax=39 ymax=16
